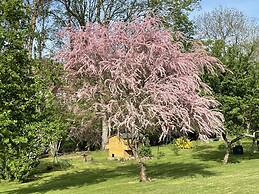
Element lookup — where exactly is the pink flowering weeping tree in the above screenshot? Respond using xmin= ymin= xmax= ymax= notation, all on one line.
xmin=56 ymin=18 xmax=224 ymax=182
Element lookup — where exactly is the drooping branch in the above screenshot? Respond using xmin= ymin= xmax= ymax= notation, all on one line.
xmin=56 ymin=18 xmax=224 ymax=142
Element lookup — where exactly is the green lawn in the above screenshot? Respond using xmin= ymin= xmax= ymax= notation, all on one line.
xmin=1 ymin=141 xmax=259 ymax=194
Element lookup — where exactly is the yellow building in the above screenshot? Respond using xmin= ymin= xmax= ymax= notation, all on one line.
xmin=105 ymin=135 xmax=133 ymax=160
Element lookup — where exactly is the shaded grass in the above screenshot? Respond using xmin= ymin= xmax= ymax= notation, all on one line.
xmin=0 ymin=140 xmax=259 ymax=194
xmin=192 ymin=140 xmax=259 ymax=163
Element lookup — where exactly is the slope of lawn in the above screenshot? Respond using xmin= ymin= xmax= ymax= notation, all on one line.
xmin=0 ymin=140 xmax=259 ymax=194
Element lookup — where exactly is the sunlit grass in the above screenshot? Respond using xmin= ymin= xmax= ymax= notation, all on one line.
xmin=0 ymin=140 xmax=259 ymax=194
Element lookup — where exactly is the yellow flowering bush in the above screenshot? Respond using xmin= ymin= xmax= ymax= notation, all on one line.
xmin=175 ymin=137 xmax=193 ymax=149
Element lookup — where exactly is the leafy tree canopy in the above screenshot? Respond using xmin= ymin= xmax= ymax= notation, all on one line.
xmin=0 ymin=0 xmax=68 ymax=181
xmin=203 ymin=40 xmax=259 ymax=136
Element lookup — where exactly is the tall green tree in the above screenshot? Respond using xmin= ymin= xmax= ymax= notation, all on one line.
xmin=148 ymin=0 xmax=200 ymax=36
xmin=203 ymin=40 xmax=259 ymax=163
xmin=196 ymin=7 xmax=259 ymax=163
xmin=0 ymin=0 xmax=63 ymax=180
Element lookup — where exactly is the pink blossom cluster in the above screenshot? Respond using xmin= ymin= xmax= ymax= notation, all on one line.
xmin=56 ymin=18 xmax=224 ymax=140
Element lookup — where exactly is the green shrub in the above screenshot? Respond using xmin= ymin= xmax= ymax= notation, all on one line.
xmin=139 ymin=145 xmax=153 ymax=158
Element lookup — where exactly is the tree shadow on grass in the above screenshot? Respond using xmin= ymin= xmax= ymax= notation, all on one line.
xmin=148 ymin=162 xmax=216 ymax=179
xmin=24 ymin=159 xmax=72 ymax=182
xmin=192 ymin=142 xmax=259 ymax=163
xmin=6 ymin=162 xmax=216 ymax=194
xmin=192 ymin=144 xmax=215 ymax=152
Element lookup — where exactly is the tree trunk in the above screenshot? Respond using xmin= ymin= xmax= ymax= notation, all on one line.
xmin=250 ymin=138 xmax=256 ymax=156
xmin=126 ymin=133 xmax=151 ymax=182
xmin=131 ymin=142 xmax=150 ymax=182
xmin=96 ymin=0 xmax=103 ymax=23
xmin=28 ymin=0 xmax=38 ymax=58
xmin=139 ymin=160 xmax=148 ymax=182
xmin=222 ymin=132 xmax=244 ymax=164
xmin=101 ymin=115 xmax=109 ymax=150
xmin=38 ymin=0 xmax=45 ymax=60
xmin=223 ymin=143 xmax=231 ymax=164
xmin=246 ymin=122 xmax=250 ymax=134
xmin=222 ymin=132 xmax=231 ymax=164
xmin=49 ymin=141 xmax=61 ymax=163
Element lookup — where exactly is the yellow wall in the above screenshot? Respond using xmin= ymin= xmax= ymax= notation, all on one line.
xmin=105 ymin=136 xmax=132 ymax=159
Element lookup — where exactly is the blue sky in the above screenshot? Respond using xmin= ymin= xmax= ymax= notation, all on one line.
xmin=191 ymin=0 xmax=259 ymax=19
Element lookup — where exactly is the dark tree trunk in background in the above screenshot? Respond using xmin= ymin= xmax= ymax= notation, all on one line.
xmin=250 ymin=138 xmax=256 ymax=156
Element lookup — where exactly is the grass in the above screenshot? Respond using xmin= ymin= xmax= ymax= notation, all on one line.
xmin=0 ymin=140 xmax=259 ymax=194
